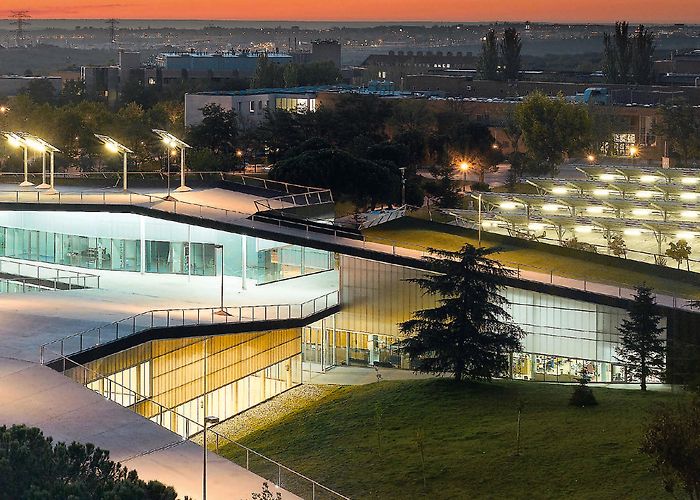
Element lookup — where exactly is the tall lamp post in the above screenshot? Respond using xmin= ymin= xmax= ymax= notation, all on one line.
xmin=202 ymin=415 xmax=220 ymax=500
xmin=2 ymin=131 xmax=33 ymax=187
xmin=399 ymin=167 xmax=406 ymax=206
xmin=629 ymin=145 xmax=639 ymax=166
xmin=152 ymin=129 xmax=192 ymax=194
xmin=94 ymin=134 xmax=133 ymax=191
xmin=21 ymin=134 xmax=60 ymax=194
xmin=459 ymin=161 xmax=470 ymax=194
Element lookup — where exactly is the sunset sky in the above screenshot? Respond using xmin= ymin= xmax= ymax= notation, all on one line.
xmin=3 ymin=0 xmax=700 ymax=23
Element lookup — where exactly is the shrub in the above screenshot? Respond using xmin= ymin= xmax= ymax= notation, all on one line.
xmin=569 ymin=366 xmax=598 ymax=407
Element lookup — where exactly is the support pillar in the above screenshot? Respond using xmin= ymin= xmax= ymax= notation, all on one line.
xmin=139 ymin=216 xmax=146 ymax=274
xmin=241 ymin=235 xmax=248 ymax=290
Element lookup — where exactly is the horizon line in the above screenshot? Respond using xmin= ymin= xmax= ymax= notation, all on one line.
xmin=1 ymin=18 xmax=700 ymax=25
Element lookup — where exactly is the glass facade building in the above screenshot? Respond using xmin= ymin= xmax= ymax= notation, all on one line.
xmin=0 ymin=212 xmax=333 ymax=285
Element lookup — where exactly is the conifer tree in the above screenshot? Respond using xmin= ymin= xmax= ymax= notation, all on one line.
xmin=400 ymin=244 xmax=524 ymax=381
xmin=615 ymin=284 xmax=666 ymax=391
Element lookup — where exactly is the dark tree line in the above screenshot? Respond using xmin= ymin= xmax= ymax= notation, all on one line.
xmin=478 ymin=27 xmax=522 ymax=81
xmin=0 ymin=424 xmax=177 ymax=500
xmin=602 ymin=21 xmax=655 ymax=85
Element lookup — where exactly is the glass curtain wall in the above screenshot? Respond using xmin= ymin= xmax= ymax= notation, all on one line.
xmin=0 ymin=225 xmax=332 ymax=281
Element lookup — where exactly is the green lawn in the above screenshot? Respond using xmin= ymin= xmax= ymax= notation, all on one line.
xmin=219 ymin=379 xmax=679 ymax=500
xmin=364 ymin=215 xmax=700 ymax=300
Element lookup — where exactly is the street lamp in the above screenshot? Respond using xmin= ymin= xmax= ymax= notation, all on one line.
xmin=459 ymin=161 xmax=470 ymax=194
xmin=20 ymin=134 xmax=60 ymax=194
xmin=587 ymin=154 xmax=596 ymax=164
xmin=202 ymin=415 xmax=220 ymax=500
xmin=153 ymin=129 xmax=192 ymax=194
xmin=94 ymin=134 xmax=133 ymax=190
xmin=398 ymin=167 xmax=406 ymax=206
xmin=2 ymin=131 xmax=33 ymax=187
xmin=629 ymin=145 xmax=639 ymax=165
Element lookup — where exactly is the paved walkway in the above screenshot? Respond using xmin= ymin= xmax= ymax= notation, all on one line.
xmin=0 ymin=357 xmax=300 ymax=500
xmin=0 ymin=185 xmax=690 ymax=310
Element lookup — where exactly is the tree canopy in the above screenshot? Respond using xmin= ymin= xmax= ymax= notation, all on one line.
xmin=399 ymin=244 xmax=524 ymax=381
xmin=0 ymin=424 xmax=177 ymax=500
xmin=269 ymin=147 xmax=398 ymax=208
xmin=515 ymin=92 xmax=591 ymax=173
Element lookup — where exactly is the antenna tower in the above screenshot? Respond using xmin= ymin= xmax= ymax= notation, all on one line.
xmin=10 ymin=11 xmax=31 ymax=47
xmin=106 ymin=18 xmax=119 ymax=44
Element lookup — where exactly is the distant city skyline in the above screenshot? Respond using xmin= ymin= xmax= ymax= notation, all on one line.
xmin=2 ymin=0 xmax=700 ymax=24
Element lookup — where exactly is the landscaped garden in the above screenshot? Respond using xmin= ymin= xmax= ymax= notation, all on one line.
xmin=219 ymin=379 xmax=681 ymax=499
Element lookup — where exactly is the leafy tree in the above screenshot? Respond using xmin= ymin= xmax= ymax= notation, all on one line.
xmin=399 ymin=244 xmax=524 ymax=381
xmin=423 ymin=164 xmax=460 ymax=208
xmin=666 ymin=239 xmax=692 ymax=270
xmin=515 ymin=92 xmax=592 ymax=174
xmin=641 ymin=398 xmax=700 ymax=499
xmin=500 ymin=28 xmax=522 ymax=81
xmin=602 ymin=21 xmax=655 ymax=85
xmin=24 ymin=78 xmax=58 ymax=104
xmin=269 ymin=148 xmax=397 ymax=208
xmin=60 ymin=79 xmax=86 ymax=105
xmin=632 ymin=24 xmax=655 ymax=85
xmin=283 ymin=61 xmax=341 ymax=87
xmin=608 ymin=234 xmax=627 ymax=258
xmin=188 ymin=103 xmax=238 ymax=158
xmin=252 ymin=482 xmax=282 ymax=500
xmin=477 ymin=29 xmax=499 ymax=80
xmin=250 ymin=53 xmax=285 ymax=88
xmin=0 ymin=424 xmax=176 ymax=500
xmin=615 ymin=284 xmax=666 ymax=391
xmin=655 ymin=101 xmax=700 ymax=166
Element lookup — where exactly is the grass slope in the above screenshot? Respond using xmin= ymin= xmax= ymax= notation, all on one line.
xmin=364 ymin=215 xmax=700 ymax=300
xmin=220 ymin=379 xmax=678 ymax=499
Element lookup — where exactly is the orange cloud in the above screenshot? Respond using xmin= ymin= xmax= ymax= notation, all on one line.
xmin=2 ymin=0 xmax=699 ymax=23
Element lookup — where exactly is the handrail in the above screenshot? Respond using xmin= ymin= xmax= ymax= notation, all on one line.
xmin=0 ymin=257 xmax=101 ymax=290
xmin=45 ymin=349 xmax=349 ymax=500
xmin=39 ymin=290 xmax=340 ymax=365
xmin=358 ymin=233 xmax=694 ymax=311
xmin=3 ymin=186 xmax=688 ymax=309
xmin=253 ymin=189 xmax=334 ymax=214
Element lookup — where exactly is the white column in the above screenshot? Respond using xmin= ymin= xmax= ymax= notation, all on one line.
xmin=139 ymin=215 xmax=146 ymax=274
xmin=241 ymin=235 xmax=247 ymax=290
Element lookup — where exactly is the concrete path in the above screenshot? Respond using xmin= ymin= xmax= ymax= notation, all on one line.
xmin=307 ymin=365 xmax=433 ymax=385
xmin=0 ymin=357 xmax=300 ymax=500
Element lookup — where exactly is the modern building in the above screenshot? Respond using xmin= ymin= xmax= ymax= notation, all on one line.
xmin=291 ymin=40 xmax=342 ymax=68
xmin=361 ymin=50 xmax=477 ymax=84
xmin=1 ymin=175 xmax=699 ymax=495
xmin=157 ymin=50 xmax=292 ymax=79
xmin=81 ymin=50 xmax=142 ymax=106
xmin=185 ymin=86 xmax=336 ymax=128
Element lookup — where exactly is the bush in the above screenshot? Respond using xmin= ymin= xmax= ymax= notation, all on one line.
xmin=569 ymin=366 xmax=598 ymax=407
xmin=470 ymin=181 xmax=491 ymax=192
xmin=569 ymin=384 xmax=598 ymax=407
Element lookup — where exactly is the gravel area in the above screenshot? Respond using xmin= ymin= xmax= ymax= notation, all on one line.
xmin=205 ymin=384 xmax=338 ymax=442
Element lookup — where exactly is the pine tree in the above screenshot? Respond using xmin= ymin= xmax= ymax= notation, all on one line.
xmin=615 ymin=284 xmax=666 ymax=391
xmin=478 ymin=29 xmax=499 ymax=81
xmin=399 ymin=244 xmax=524 ymax=381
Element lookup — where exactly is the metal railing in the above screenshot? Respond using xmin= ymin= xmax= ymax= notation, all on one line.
xmin=0 ymin=257 xmax=100 ymax=290
xmin=48 ymin=352 xmax=349 ymax=500
xmin=3 ymin=186 xmax=689 ymax=309
xmin=254 ymin=189 xmax=334 ymax=213
xmin=40 ymin=290 xmax=339 ymax=365
xmin=358 ymin=233 xmax=695 ymax=311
